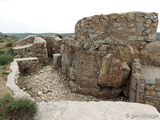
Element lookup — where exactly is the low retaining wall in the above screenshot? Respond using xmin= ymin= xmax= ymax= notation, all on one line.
xmin=13 ymin=35 xmax=35 ymax=47
xmin=13 ymin=37 xmax=48 ymax=64
xmin=15 ymin=57 xmax=39 ymax=74
xmin=6 ymin=59 xmax=33 ymax=100
xmin=129 ymin=59 xmax=160 ymax=112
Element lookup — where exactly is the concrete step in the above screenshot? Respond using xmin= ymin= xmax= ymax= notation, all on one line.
xmin=34 ymin=101 xmax=160 ymax=120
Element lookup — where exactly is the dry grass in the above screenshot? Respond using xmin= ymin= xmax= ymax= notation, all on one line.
xmin=0 ymin=37 xmax=17 ymax=99
xmin=0 ymin=64 xmax=12 ymax=99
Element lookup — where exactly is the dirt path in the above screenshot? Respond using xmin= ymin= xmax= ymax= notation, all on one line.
xmin=18 ymin=66 xmax=101 ymax=102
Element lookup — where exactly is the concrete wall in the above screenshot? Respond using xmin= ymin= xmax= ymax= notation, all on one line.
xmin=6 ymin=60 xmax=33 ymax=99
xmin=13 ymin=37 xmax=48 ymax=64
xmin=129 ymin=59 xmax=160 ymax=112
xmin=60 ymin=36 xmax=160 ymax=99
xmin=75 ymin=12 xmax=158 ymax=42
xmin=13 ymin=35 xmax=35 ymax=47
xmin=57 ymin=11 xmax=160 ymax=111
xmin=41 ymin=36 xmax=63 ymax=57
xmin=15 ymin=57 xmax=39 ymax=74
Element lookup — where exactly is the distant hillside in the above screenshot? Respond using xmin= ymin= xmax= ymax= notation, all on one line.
xmin=156 ymin=32 xmax=160 ymax=41
xmin=0 ymin=32 xmax=7 ymax=37
xmin=5 ymin=33 xmax=74 ymax=39
xmin=1 ymin=32 xmax=160 ymax=41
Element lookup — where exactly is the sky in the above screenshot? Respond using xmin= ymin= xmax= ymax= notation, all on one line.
xmin=0 ymin=0 xmax=160 ymax=33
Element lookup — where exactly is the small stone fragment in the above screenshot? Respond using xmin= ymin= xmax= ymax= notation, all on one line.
xmin=37 ymin=91 xmax=43 ymax=96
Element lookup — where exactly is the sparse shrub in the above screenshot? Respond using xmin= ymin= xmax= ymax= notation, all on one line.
xmin=1 ymin=72 xmax=9 ymax=75
xmin=7 ymin=48 xmax=14 ymax=56
xmin=0 ymin=55 xmax=13 ymax=65
xmin=4 ymin=35 xmax=8 ymax=38
xmin=55 ymin=34 xmax=64 ymax=38
xmin=0 ymin=39 xmax=4 ymax=43
xmin=0 ymin=50 xmax=5 ymax=54
xmin=0 ymin=116 xmax=3 ymax=120
xmin=5 ymin=42 xmax=13 ymax=47
xmin=0 ymin=94 xmax=37 ymax=120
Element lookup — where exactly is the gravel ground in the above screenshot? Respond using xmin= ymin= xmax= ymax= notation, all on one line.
xmin=18 ymin=66 xmax=101 ymax=102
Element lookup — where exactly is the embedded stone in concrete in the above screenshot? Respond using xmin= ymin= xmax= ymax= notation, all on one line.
xmin=146 ymin=79 xmax=156 ymax=84
xmin=136 ymin=23 xmax=143 ymax=27
xmin=88 ymin=29 xmax=94 ymax=33
xmin=128 ymin=35 xmax=137 ymax=40
xmin=144 ymin=29 xmax=152 ymax=33
xmin=89 ymin=33 xmax=97 ymax=38
xmin=121 ymin=23 xmax=128 ymax=26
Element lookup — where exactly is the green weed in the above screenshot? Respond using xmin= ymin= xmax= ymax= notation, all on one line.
xmin=0 ymin=94 xmax=37 ymax=120
xmin=55 ymin=34 xmax=64 ymax=38
xmin=0 ymin=51 xmax=5 ymax=54
xmin=1 ymin=72 xmax=9 ymax=75
xmin=7 ymin=48 xmax=14 ymax=56
xmin=0 ymin=40 xmax=4 ymax=43
xmin=5 ymin=42 xmax=13 ymax=47
xmin=0 ymin=55 xmax=13 ymax=65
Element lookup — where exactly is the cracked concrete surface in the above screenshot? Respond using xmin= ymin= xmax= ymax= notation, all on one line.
xmin=34 ymin=101 xmax=160 ymax=120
